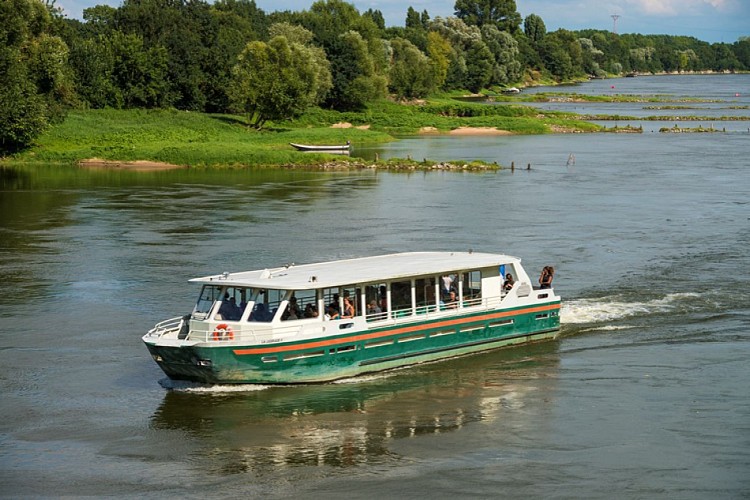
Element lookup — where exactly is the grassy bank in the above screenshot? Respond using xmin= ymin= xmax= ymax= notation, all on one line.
xmin=4 ymin=99 xmax=601 ymax=169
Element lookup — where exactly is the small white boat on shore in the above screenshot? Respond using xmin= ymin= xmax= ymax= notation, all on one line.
xmin=290 ymin=142 xmax=350 ymax=153
xmin=143 ymin=251 xmax=560 ymax=384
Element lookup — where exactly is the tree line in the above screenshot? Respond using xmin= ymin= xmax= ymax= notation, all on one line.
xmin=2 ymin=0 xmax=749 ymax=152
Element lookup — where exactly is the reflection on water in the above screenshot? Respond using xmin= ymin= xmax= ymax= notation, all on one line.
xmin=150 ymin=342 xmax=560 ymax=472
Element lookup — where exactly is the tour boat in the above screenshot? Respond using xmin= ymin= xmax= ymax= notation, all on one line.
xmin=143 ymin=252 xmax=561 ymax=384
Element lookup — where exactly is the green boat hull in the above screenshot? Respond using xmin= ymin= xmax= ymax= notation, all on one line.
xmin=145 ymin=302 xmax=560 ymax=384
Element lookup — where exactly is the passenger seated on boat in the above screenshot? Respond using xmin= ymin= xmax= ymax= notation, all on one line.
xmin=539 ymin=266 xmax=554 ymax=289
xmin=444 ymin=290 xmax=458 ymax=309
xmin=304 ymin=304 xmax=318 ymax=318
xmin=282 ymin=296 xmax=300 ymax=321
xmin=329 ymin=294 xmax=340 ymax=313
xmin=367 ymin=300 xmax=382 ymax=315
xmin=217 ymin=296 xmax=241 ymax=321
xmin=250 ymin=303 xmax=272 ymax=322
xmin=503 ymin=273 xmax=515 ymax=291
xmin=281 ymin=305 xmax=298 ymax=321
xmin=379 ymin=286 xmax=387 ymax=311
xmin=341 ymin=296 xmax=355 ymax=318
xmin=325 ymin=306 xmax=340 ymax=320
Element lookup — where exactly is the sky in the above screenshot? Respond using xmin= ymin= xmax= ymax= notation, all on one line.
xmin=56 ymin=0 xmax=749 ymax=44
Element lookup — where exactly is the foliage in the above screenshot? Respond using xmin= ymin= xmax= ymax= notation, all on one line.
xmin=4 ymin=0 xmax=750 ymax=155
xmin=453 ymin=0 xmax=521 ymax=33
xmin=0 ymin=0 xmax=72 ymax=153
xmin=327 ymin=30 xmax=387 ymax=110
xmin=388 ymin=38 xmax=436 ymax=98
xmin=481 ymin=25 xmax=522 ymax=85
xmin=229 ymin=32 xmax=332 ymax=128
xmin=523 ymin=14 xmax=545 ymax=45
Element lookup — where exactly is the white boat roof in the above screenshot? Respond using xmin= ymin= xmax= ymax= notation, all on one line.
xmin=190 ymin=251 xmax=520 ymax=290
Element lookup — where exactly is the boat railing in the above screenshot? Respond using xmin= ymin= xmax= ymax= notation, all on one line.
xmin=185 ymin=324 xmax=280 ymax=344
xmin=364 ymin=296 xmax=502 ymax=324
xmin=145 ymin=316 xmax=184 ymax=339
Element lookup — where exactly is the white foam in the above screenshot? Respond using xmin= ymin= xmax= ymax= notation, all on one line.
xmin=561 ymin=292 xmax=699 ymax=325
xmin=159 ymin=377 xmax=270 ymax=393
xmin=578 ymin=325 xmax=637 ymax=333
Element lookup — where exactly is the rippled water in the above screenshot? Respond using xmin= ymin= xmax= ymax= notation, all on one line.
xmin=1 ymin=75 xmax=748 ymax=498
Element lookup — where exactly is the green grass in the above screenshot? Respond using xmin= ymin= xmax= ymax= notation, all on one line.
xmin=6 ymin=99 xmax=604 ymax=168
xmin=18 ymin=108 xmax=392 ymax=167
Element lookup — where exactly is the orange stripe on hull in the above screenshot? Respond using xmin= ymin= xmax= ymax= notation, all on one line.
xmin=233 ymin=303 xmax=560 ymax=356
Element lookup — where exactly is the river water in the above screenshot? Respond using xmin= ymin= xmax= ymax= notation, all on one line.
xmin=1 ymin=75 xmax=748 ymax=498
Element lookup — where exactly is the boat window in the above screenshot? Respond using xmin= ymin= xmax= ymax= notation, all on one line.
xmin=322 ymin=287 xmax=342 ymax=319
xmin=320 ymin=286 xmax=360 ymax=319
xmin=195 ymin=285 xmax=250 ymax=321
xmin=340 ymin=286 xmax=360 ymax=318
xmin=365 ymin=283 xmax=387 ymax=321
xmin=214 ymin=286 xmax=251 ymax=321
xmin=501 ymin=264 xmax=517 ymax=296
xmin=282 ymin=289 xmax=318 ymax=320
xmin=391 ymin=280 xmax=413 ymax=318
xmin=248 ymin=289 xmax=283 ymax=322
xmin=462 ymin=270 xmax=482 ymax=306
xmin=194 ymin=285 xmax=223 ymax=319
xmin=415 ymin=277 xmax=437 ymax=314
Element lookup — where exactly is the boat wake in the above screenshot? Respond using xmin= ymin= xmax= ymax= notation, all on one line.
xmin=158 ymin=377 xmax=270 ymax=393
xmin=561 ymin=292 xmax=700 ymax=326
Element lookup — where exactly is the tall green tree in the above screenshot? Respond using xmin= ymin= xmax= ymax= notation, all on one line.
xmin=327 ymin=30 xmax=387 ymax=110
xmin=523 ymin=13 xmax=545 ymax=44
xmin=1 ymin=0 xmax=72 ymax=153
xmin=68 ymin=35 xmax=120 ymax=108
xmin=454 ymin=0 xmax=521 ymax=32
xmin=388 ymin=37 xmax=435 ymax=99
xmin=109 ymin=31 xmax=171 ymax=107
xmin=481 ymin=24 xmax=521 ymax=84
xmin=229 ymin=34 xmax=332 ymax=127
xmin=429 ymin=16 xmax=481 ymax=90
xmin=464 ymin=39 xmax=494 ymax=92
xmin=405 ymin=6 xmax=421 ymax=29
xmin=426 ymin=31 xmax=451 ymax=90
xmin=205 ymin=0 xmax=267 ymax=112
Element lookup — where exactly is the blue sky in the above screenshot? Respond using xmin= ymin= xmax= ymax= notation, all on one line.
xmin=56 ymin=0 xmax=748 ymax=43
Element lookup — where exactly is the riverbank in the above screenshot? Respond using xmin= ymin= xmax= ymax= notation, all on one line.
xmin=1 ymin=99 xmax=601 ymax=170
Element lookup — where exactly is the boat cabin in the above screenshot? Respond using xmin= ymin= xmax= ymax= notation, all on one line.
xmin=183 ymin=252 xmax=535 ymax=342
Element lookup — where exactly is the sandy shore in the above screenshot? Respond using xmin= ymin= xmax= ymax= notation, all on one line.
xmin=79 ymin=158 xmax=185 ymax=171
xmin=417 ymin=126 xmax=513 ymax=135
xmin=448 ymin=127 xmax=512 ymax=135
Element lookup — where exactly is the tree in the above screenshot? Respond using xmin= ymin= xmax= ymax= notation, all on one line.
xmin=405 ymin=6 xmax=421 ymax=29
xmin=481 ymin=24 xmax=521 ymax=85
xmin=454 ymin=0 xmax=521 ymax=32
xmin=426 ymin=31 xmax=451 ymax=90
xmin=733 ymin=38 xmax=750 ymax=69
xmin=523 ymin=14 xmax=545 ymax=45
xmin=68 ymin=35 xmax=120 ymax=108
xmin=326 ymin=30 xmax=387 ymax=110
xmin=363 ymin=9 xmax=385 ymax=31
xmin=388 ymin=37 xmax=435 ymax=99
xmin=464 ymin=39 xmax=494 ymax=92
xmin=428 ymin=16 xmax=481 ymax=90
xmin=205 ymin=0 xmax=267 ymax=112
xmin=109 ymin=31 xmax=171 ymax=108
xmin=229 ymin=34 xmax=332 ymax=127
xmin=1 ymin=0 xmax=72 ymax=153
xmin=538 ymin=29 xmax=583 ymax=81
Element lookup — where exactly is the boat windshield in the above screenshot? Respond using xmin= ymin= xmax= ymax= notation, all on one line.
xmin=193 ymin=285 xmax=254 ymax=321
